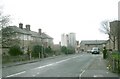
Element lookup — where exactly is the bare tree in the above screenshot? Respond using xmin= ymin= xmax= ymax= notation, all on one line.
xmin=100 ymin=20 xmax=110 ymax=34
xmin=0 ymin=6 xmax=10 ymax=29
xmin=0 ymin=7 xmax=18 ymax=48
xmin=2 ymin=27 xmax=20 ymax=48
xmin=99 ymin=20 xmax=116 ymax=49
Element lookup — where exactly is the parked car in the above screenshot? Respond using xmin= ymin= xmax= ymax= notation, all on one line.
xmin=91 ymin=47 xmax=100 ymax=54
xmin=87 ymin=50 xmax=91 ymax=53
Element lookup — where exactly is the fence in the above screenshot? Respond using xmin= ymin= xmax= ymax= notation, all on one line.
xmin=107 ymin=52 xmax=120 ymax=73
xmin=2 ymin=51 xmax=63 ymax=64
xmin=2 ymin=54 xmax=30 ymax=64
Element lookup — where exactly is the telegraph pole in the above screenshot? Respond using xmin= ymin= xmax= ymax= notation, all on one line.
xmin=117 ymin=21 xmax=120 ymax=52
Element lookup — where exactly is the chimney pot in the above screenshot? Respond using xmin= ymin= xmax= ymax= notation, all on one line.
xmin=26 ymin=24 xmax=30 ymax=31
xmin=39 ymin=29 xmax=42 ymax=35
xmin=19 ymin=23 xmax=23 ymax=29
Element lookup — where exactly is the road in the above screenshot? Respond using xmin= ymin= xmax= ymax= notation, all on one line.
xmin=2 ymin=53 xmax=119 ymax=78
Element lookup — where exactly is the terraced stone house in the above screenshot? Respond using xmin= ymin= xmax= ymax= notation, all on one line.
xmin=2 ymin=23 xmax=53 ymax=55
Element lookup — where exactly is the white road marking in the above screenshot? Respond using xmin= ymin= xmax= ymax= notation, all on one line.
xmin=33 ymin=59 xmax=69 ymax=70
xmin=32 ymin=72 xmax=40 ymax=77
xmin=6 ymin=71 xmax=26 ymax=77
xmin=93 ymin=75 xmax=103 ymax=77
xmin=79 ymin=70 xmax=85 ymax=77
xmin=6 ymin=55 xmax=80 ymax=77
xmin=79 ymin=57 xmax=95 ymax=78
xmin=55 ymin=58 xmax=71 ymax=64
xmin=34 ymin=56 xmax=80 ymax=70
xmin=35 ymin=63 xmax=53 ymax=69
xmin=93 ymin=75 xmax=97 ymax=77
xmin=32 ymin=75 xmax=36 ymax=77
xmin=72 ymin=56 xmax=80 ymax=58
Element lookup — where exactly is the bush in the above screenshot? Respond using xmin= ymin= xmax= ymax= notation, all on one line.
xmin=61 ymin=46 xmax=68 ymax=54
xmin=32 ymin=45 xmax=42 ymax=58
xmin=61 ymin=46 xmax=75 ymax=54
xmin=8 ymin=45 xmax=23 ymax=56
xmin=67 ymin=48 xmax=75 ymax=54
xmin=111 ymin=52 xmax=120 ymax=60
xmin=107 ymin=52 xmax=120 ymax=73
xmin=45 ymin=46 xmax=54 ymax=56
xmin=45 ymin=46 xmax=52 ymax=53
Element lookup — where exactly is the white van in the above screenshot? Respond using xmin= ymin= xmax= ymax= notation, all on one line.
xmin=91 ymin=47 xmax=100 ymax=54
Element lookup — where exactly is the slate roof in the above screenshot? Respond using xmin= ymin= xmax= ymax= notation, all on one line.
xmin=41 ymin=32 xmax=53 ymax=39
xmin=8 ymin=26 xmax=31 ymax=35
xmin=80 ymin=40 xmax=107 ymax=45
xmin=3 ymin=26 xmax=52 ymax=39
xmin=29 ymin=31 xmax=41 ymax=38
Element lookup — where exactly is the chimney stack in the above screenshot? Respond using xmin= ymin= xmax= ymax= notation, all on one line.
xmin=26 ymin=24 xmax=30 ymax=31
xmin=19 ymin=23 xmax=23 ymax=29
xmin=38 ymin=29 xmax=42 ymax=35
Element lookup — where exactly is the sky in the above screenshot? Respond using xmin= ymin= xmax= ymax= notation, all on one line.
xmin=0 ymin=0 xmax=120 ymax=44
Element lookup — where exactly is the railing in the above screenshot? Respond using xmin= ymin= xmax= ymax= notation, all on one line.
xmin=2 ymin=54 xmax=30 ymax=64
xmin=107 ymin=52 xmax=120 ymax=73
xmin=2 ymin=52 xmax=62 ymax=64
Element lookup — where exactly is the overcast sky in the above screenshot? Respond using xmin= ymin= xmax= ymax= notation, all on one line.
xmin=1 ymin=0 xmax=120 ymax=44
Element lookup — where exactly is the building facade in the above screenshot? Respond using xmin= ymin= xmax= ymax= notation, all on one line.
xmin=118 ymin=1 xmax=120 ymax=20
xmin=61 ymin=33 xmax=68 ymax=47
xmin=80 ymin=40 xmax=107 ymax=51
xmin=2 ymin=23 xmax=53 ymax=54
xmin=107 ymin=20 xmax=120 ymax=51
xmin=61 ymin=33 xmax=76 ymax=48
xmin=68 ymin=33 xmax=76 ymax=47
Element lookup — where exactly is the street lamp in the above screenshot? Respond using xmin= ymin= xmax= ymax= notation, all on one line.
xmin=42 ymin=44 xmax=44 ymax=58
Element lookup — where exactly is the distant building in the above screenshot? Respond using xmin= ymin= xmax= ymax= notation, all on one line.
xmin=75 ymin=41 xmax=80 ymax=53
xmin=68 ymin=33 xmax=76 ymax=47
xmin=61 ymin=33 xmax=68 ymax=47
xmin=80 ymin=40 xmax=107 ymax=51
xmin=118 ymin=1 xmax=120 ymax=20
xmin=53 ymin=44 xmax=61 ymax=53
xmin=61 ymin=33 xmax=76 ymax=47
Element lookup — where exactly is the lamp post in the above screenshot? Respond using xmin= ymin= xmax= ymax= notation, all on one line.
xmin=117 ymin=21 xmax=120 ymax=52
xmin=41 ymin=38 xmax=44 ymax=58
xmin=42 ymin=44 xmax=44 ymax=58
